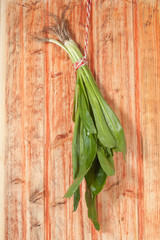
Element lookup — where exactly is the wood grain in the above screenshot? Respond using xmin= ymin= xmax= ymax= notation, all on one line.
xmin=0 ymin=1 xmax=7 ymax=239
xmin=5 ymin=0 xmax=160 ymax=239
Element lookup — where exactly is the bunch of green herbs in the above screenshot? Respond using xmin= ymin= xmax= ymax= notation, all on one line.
xmin=38 ymin=16 xmax=126 ymax=231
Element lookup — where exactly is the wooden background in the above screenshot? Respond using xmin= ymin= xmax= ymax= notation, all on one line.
xmin=4 ymin=0 xmax=160 ymax=239
xmin=0 ymin=1 xmax=6 ymax=240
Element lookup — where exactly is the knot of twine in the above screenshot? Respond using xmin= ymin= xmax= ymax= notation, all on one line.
xmin=74 ymin=57 xmax=88 ymax=71
xmin=74 ymin=0 xmax=92 ymax=71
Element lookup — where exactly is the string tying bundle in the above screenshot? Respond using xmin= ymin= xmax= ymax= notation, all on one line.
xmin=74 ymin=0 xmax=92 ymax=70
xmin=74 ymin=57 xmax=88 ymax=71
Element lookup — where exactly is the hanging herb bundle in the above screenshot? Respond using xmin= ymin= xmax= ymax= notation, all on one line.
xmin=37 ymin=8 xmax=126 ymax=230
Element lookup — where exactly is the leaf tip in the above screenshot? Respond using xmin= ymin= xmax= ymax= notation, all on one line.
xmin=94 ymin=222 xmax=100 ymax=231
xmin=63 ymin=193 xmax=70 ymax=199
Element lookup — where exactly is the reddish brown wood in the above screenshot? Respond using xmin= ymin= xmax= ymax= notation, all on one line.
xmin=5 ymin=0 xmax=160 ymax=239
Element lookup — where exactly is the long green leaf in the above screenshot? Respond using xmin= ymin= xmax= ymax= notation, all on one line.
xmin=83 ymin=73 xmax=116 ymax=149
xmin=79 ymin=76 xmax=96 ymax=134
xmin=97 ymin=94 xmax=126 ymax=158
xmin=85 ymin=156 xmax=107 ymax=230
xmin=73 ymin=187 xmax=80 ymax=211
xmin=85 ymin=156 xmax=107 ymax=198
xmin=72 ymin=109 xmax=80 ymax=178
xmin=72 ymin=80 xmax=79 ymax=122
xmin=85 ymin=184 xmax=100 ymax=231
xmin=64 ymin=123 xmax=97 ymax=198
xmin=72 ymin=108 xmax=81 ymax=210
xmin=97 ymin=146 xmax=115 ymax=176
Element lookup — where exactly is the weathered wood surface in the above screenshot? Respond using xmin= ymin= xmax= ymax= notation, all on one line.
xmin=0 ymin=1 xmax=7 ymax=239
xmin=5 ymin=0 xmax=160 ymax=239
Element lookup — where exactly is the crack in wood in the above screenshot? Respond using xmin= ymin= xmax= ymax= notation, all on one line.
xmin=55 ymin=131 xmax=71 ymax=141
xmin=51 ymin=72 xmax=63 ymax=79
xmin=31 ymin=49 xmax=42 ymax=55
xmin=16 ymin=0 xmax=41 ymax=11
xmin=31 ymin=222 xmax=41 ymax=229
xmin=50 ymin=130 xmax=72 ymax=148
xmin=12 ymin=178 xmax=25 ymax=184
xmin=49 ymin=200 xmax=67 ymax=208
xmin=105 ymin=181 xmax=120 ymax=191
xmin=104 ymin=33 xmax=113 ymax=44
xmin=30 ymin=190 xmax=45 ymax=204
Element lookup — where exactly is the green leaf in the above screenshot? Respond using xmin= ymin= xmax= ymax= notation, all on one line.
xmin=83 ymin=73 xmax=116 ymax=149
xmin=78 ymin=72 xmax=89 ymax=106
xmin=73 ymin=187 xmax=80 ymax=211
xmin=72 ymin=109 xmax=81 ymax=210
xmin=64 ymin=122 xmax=97 ymax=198
xmin=85 ymin=156 xmax=107 ymax=230
xmin=79 ymin=76 xmax=96 ymax=134
xmin=85 ymin=184 xmax=100 ymax=231
xmin=85 ymin=156 xmax=107 ymax=198
xmin=72 ymin=80 xmax=79 ymax=122
xmin=97 ymin=95 xmax=126 ymax=159
xmin=97 ymin=146 xmax=115 ymax=176
xmin=82 ymin=67 xmax=126 ymax=159
xmin=72 ymin=109 xmax=80 ymax=178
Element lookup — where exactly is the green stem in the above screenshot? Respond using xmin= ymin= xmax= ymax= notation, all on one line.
xmin=64 ymin=40 xmax=83 ymax=63
xmin=54 ymin=39 xmax=102 ymax=105
xmin=48 ymin=39 xmax=75 ymax=62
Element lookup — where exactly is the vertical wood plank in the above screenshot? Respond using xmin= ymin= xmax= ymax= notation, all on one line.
xmin=5 ymin=0 xmax=45 ymax=239
xmin=134 ymin=1 xmax=160 ymax=239
xmin=132 ymin=1 xmax=144 ymax=239
xmin=0 ymin=0 xmax=7 ymax=239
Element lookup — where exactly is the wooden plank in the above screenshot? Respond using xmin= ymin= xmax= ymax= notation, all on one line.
xmin=134 ymin=1 xmax=160 ymax=239
xmin=5 ymin=0 xmax=160 ymax=239
xmin=5 ymin=1 xmax=45 ymax=239
xmin=0 ymin=0 xmax=7 ymax=239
